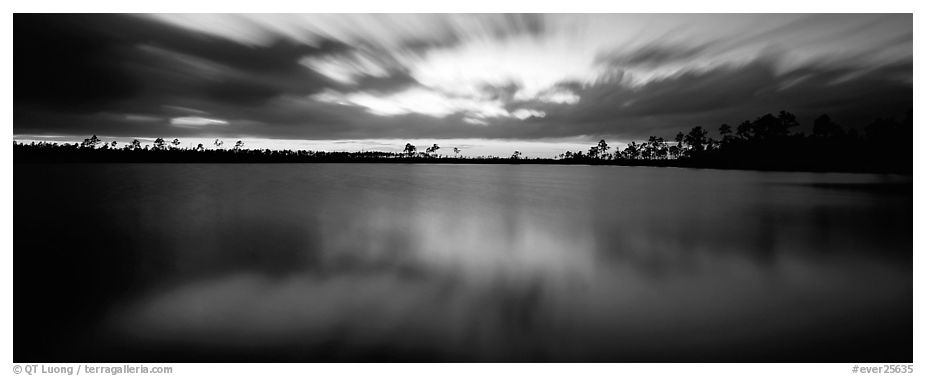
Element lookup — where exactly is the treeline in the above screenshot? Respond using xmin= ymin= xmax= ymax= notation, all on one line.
xmin=557 ymin=111 xmax=911 ymax=174
xmin=13 ymin=137 xmax=494 ymax=164
xmin=14 ymin=111 xmax=911 ymax=173
xmin=14 ymin=138 xmax=407 ymax=163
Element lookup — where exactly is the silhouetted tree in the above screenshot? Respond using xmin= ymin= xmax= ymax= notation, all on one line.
xmin=652 ymin=137 xmax=668 ymax=159
xmin=611 ymin=145 xmax=622 ymax=160
xmin=404 ymin=143 xmax=417 ymax=157
xmin=153 ymin=138 xmax=167 ymax=150
xmin=684 ymin=126 xmax=709 ymax=156
xmin=719 ymin=123 xmax=734 ymax=144
xmin=640 ymin=141 xmax=652 ymax=160
xmin=214 ymin=139 xmax=224 ymax=149
xmin=752 ymin=114 xmax=777 ymax=140
xmin=170 ymin=138 xmax=181 ymax=149
xmin=81 ymin=135 xmax=102 ymax=149
xmin=774 ymin=111 xmax=799 ymax=138
xmin=737 ymin=112 xmax=798 ymax=142
xmin=674 ymin=132 xmax=685 ymax=155
xmin=621 ymin=142 xmax=640 ymax=160
xmin=130 ymin=139 xmax=141 ymax=150
xmin=234 ymin=140 xmax=244 ymax=151
xmin=812 ymin=114 xmax=845 ymax=140
xmin=736 ymin=120 xmax=754 ymax=140
xmin=719 ymin=123 xmax=732 ymax=137
xmin=453 ymin=147 xmax=461 ymax=157
xmin=196 ymin=143 xmax=205 ymax=152
xmin=597 ymin=139 xmax=609 ymax=159
xmin=511 ymin=150 xmax=522 ymax=159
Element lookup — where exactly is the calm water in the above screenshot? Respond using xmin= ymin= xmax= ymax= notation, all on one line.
xmin=15 ymin=164 xmax=911 ymax=362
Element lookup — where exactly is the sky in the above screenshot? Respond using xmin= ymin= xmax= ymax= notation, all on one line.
xmin=14 ymin=14 xmax=912 ymax=156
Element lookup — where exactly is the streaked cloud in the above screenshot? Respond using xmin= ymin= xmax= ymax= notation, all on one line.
xmin=512 ymin=109 xmax=546 ymax=120
xmin=299 ymin=51 xmax=392 ymax=85
xmin=124 ymin=114 xmax=163 ymax=122
xmin=13 ymin=14 xmax=911 ymax=150
xmin=170 ymin=116 xmax=229 ymax=127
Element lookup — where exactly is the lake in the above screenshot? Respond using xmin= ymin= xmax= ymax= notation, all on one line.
xmin=14 ymin=163 xmax=912 ymax=362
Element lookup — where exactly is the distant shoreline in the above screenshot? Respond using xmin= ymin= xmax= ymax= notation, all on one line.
xmin=13 ymin=148 xmax=910 ymax=175
xmin=14 ymin=109 xmax=912 ymax=175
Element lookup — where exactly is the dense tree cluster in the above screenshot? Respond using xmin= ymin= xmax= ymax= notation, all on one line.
xmin=557 ymin=111 xmax=911 ymax=174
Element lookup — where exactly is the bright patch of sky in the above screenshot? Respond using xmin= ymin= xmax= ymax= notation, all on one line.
xmin=144 ymin=14 xmax=910 ymax=128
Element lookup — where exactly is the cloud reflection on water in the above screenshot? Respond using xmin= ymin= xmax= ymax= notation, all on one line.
xmin=94 ymin=164 xmax=911 ymax=361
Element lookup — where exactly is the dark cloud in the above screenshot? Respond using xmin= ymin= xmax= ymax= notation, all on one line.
xmin=494 ymin=14 xmax=547 ymax=38
xmin=533 ymin=58 xmax=912 ymax=140
xmin=14 ymin=14 xmax=141 ymax=112
xmin=204 ymin=78 xmax=289 ymax=105
xmin=597 ymin=43 xmax=715 ymax=68
xmin=338 ymin=69 xmax=421 ymax=95
xmin=15 ymin=14 xmax=346 ymax=128
xmin=479 ymin=82 xmax=522 ymax=102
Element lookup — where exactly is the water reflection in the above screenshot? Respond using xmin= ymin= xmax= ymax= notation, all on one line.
xmin=15 ymin=164 xmax=911 ymax=361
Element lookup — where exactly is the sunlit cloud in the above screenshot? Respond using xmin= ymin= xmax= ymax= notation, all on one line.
xmin=161 ymin=105 xmax=208 ymax=115
xmin=312 ymin=87 xmax=514 ymax=120
xmin=537 ymin=89 xmax=581 ymax=105
xmin=512 ymin=109 xmax=546 ymax=120
xmin=299 ymin=51 xmax=392 ymax=85
xmin=170 ymin=116 xmax=229 ymax=127
xmin=462 ymin=117 xmax=489 ymax=126
xmin=406 ymin=33 xmax=604 ymax=102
